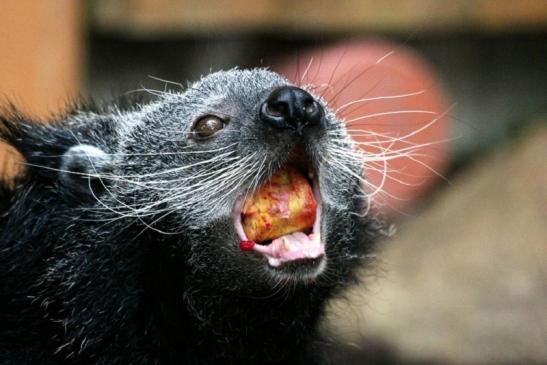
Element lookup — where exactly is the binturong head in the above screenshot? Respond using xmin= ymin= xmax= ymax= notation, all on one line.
xmin=0 ymin=68 xmax=385 ymax=363
xmin=92 ymin=68 xmax=383 ymax=288
xmin=2 ymin=68 xmax=383 ymax=295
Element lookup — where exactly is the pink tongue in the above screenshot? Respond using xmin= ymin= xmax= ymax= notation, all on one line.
xmin=253 ymin=232 xmax=324 ymax=267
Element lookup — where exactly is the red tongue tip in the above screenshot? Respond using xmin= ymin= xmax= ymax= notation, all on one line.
xmin=239 ymin=240 xmax=256 ymax=251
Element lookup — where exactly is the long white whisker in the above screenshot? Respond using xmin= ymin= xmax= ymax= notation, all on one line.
xmin=345 ymin=110 xmax=438 ymax=124
xmin=147 ymin=75 xmax=184 ymax=89
xmin=300 ymin=57 xmax=314 ymax=85
xmin=335 ymin=89 xmax=427 ymax=113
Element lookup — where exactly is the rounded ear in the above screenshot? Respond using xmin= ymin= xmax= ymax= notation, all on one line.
xmin=59 ymin=144 xmax=112 ymax=196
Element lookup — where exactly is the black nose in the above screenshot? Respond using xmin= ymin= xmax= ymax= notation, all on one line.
xmin=259 ymin=86 xmax=323 ymax=134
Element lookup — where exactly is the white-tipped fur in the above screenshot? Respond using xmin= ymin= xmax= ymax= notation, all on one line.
xmin=42 ymin=66 xmax=449 ymax=236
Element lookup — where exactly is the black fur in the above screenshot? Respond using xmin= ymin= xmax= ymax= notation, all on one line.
xmin=0 ymin=70 xmax=384 ymax=364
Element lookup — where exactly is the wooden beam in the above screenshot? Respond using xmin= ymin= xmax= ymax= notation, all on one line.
xmin=91 ymin=0 xmax=547 ymax=37
xmin=0 ymin=0 xmax=83 ymax=181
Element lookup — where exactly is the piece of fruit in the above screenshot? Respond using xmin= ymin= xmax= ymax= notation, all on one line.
xmin=242 ymin=166 xmax=317 ymax=243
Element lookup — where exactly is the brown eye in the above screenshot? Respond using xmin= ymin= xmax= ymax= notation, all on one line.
xmin=192 ymin=115 xmax=225 ymax=139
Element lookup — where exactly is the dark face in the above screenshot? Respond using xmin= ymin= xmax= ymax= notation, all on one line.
xmin=110 ymin=69 xmax=371 ymax=291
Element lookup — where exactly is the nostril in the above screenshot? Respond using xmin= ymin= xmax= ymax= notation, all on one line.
xmin=303 ymin=99 xmax=323 ymax=126
xmin=260 ymin=100 xmax=289 ymax=128
xmin=303 ymin=100 xmax=317 ymax=115
xmin=266 ymin=101 xmax=288 ymax=118
xmin=260 ymin=86 xmax=324 ymax=132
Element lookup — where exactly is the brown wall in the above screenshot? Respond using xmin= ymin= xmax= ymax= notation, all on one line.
xmin=0 ymin=0 xmax=83 ymax=181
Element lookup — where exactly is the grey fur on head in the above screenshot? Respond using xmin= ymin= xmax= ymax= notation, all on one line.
xmin=0 ymin=68 xmax=384 ymax=364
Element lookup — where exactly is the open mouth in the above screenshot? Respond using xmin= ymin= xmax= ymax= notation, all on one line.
xmin=232 ymin=154 xmax=325 ymax=269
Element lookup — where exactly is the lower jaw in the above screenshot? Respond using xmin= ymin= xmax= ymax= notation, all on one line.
xmin=232 ymin=186 xmax=327 ymax=278
xmin=269 ymin=254 xmax=327 ymax=281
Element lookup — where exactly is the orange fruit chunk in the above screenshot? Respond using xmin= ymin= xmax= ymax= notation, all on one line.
xmin=242 ymin=167 xmax=317 ymax=243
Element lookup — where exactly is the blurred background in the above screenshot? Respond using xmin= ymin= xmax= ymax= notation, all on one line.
xmin=1 ymin=1 xmax=546 ymax=364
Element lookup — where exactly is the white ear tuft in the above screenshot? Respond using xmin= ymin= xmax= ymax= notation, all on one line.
xmin=59 ymin=144 xmax=111 ymax=193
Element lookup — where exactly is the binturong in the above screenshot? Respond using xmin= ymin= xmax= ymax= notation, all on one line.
xmin=0 ymin=69 xmax=384 ymax=364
